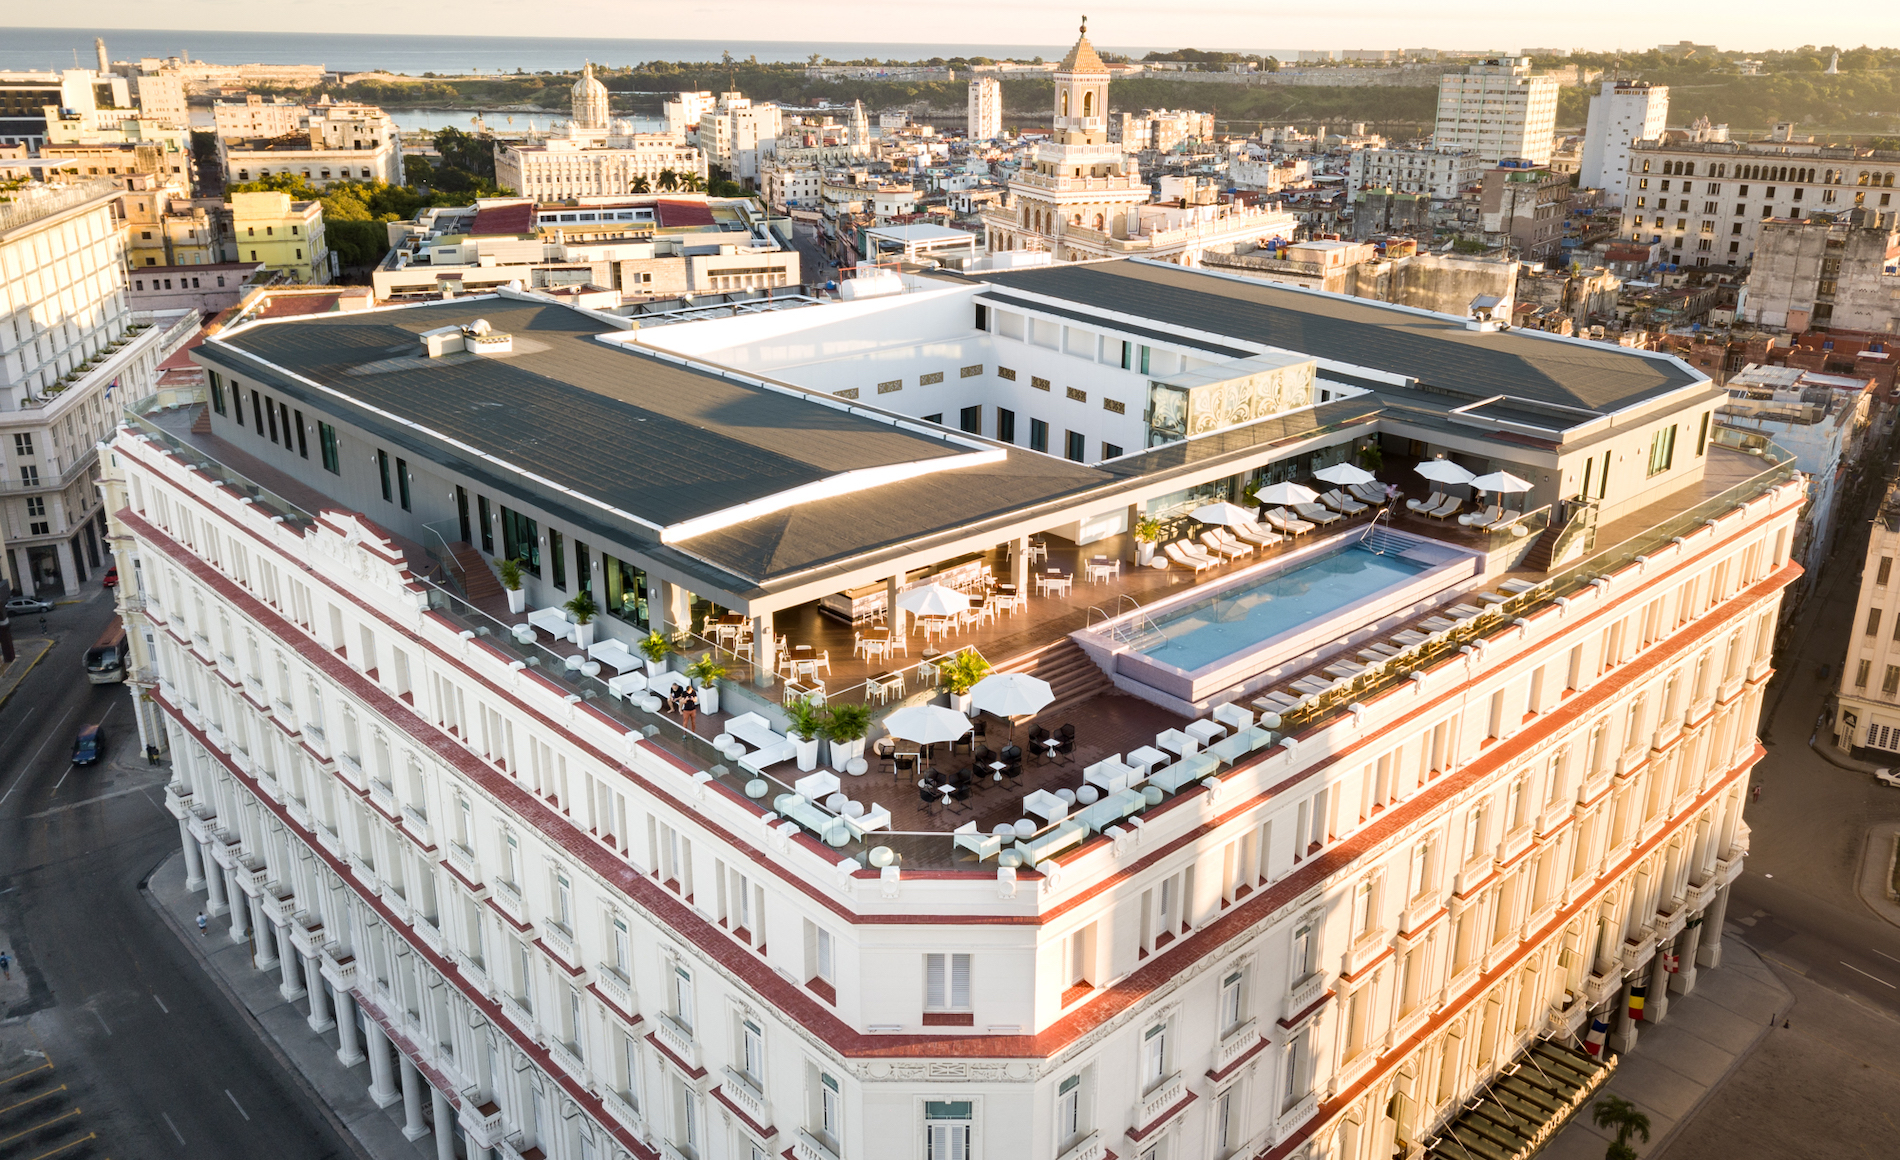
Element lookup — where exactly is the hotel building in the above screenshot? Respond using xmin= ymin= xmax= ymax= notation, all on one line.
xmin=112 ymin=254 xmax=1796 ymax=1160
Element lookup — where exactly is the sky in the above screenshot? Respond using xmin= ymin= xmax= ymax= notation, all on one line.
xmin=7 ymin=3 xmax=1894 ymax=55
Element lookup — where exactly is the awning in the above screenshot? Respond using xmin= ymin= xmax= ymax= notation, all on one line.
xmin=1423 ymin=1039 xmax=1615 ymax=1160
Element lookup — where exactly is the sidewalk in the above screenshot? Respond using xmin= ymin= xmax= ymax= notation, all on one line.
xmin=0 ymin=636 xmax=53 ymax=710
xmin=1856 ymin=822 xmax=1900 ymax=930
xmin=143 ymin=850 xmax=436 ymax=1160
xmin=1537 ymin=937 xmax=1791 ymax=1160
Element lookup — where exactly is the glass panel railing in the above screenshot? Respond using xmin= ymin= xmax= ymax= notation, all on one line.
xmin=124 ymin=390 xmax=319 ymax=531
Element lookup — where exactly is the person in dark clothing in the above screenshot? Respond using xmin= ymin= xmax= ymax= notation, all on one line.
xmin=680 ymin=686 xmax=700 ymax=731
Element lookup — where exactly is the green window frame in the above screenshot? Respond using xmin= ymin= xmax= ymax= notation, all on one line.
xmin=208 ymin=371 xmax=226 ymax=415
xmin=1647 ymin=424 xmax=1677 ymax=477
xmin=500 ymin=505 xmax=540 ymax=576
xmin=318 ymin=422 xmax=340 ymax=474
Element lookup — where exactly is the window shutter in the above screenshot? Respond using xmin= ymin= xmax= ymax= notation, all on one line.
xmin=950 ymin=954 xmax=971 ymax=1008
xmin=925 ymin=954 xmax=945 ymax=1008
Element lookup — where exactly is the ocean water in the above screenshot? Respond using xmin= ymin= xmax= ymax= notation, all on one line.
xmin=0 ymin=27 xmax=1164 ymax=74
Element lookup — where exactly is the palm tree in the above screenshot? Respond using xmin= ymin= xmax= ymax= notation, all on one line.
xmin=657 ymin=168 xmax=679 ymax=192
xmin=630 ymin=176 xmax=651 ymax=194
xmin=1591 ymin=1095 xmax=1650 ymax=1160
xmin=679 ymin=172 xmax=706 ymax=193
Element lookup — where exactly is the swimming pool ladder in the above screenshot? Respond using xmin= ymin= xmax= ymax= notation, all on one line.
xmin=1358 ymin=507 xmax=1402 ymax=555
xmin=1087 ymin=593 xmax=1162 ymax=645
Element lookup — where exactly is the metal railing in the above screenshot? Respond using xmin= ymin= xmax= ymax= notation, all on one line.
xmin=1088 ymin=593 xmax=1161 ymax=645
xmin=419 ymin=519 xmax=469 ymax=597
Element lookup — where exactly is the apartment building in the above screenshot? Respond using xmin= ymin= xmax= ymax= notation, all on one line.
xmin=1481 ymin=163 xmax=1573 ymax=261
xmin=1577 ymin=81 xmax=1669 ymax=208
xmin=698 ymin=93 xmax=783 ymax=185
xmin=496 ymin=137 xmax=708 ymax=201
xmin=1432 ymin=58 xmax=1560 ymax=166
xmin=111 ymin=253 xmax=1794 ymax=1160
xmin=968 ymin=77 xmax=1004 ymax=142
xmin=226 ymin=191 xmax=331 ymax=284
xmin=1836 ymin=482 xmax=1900 ymax=755
xmin=1620 ymin=131 xmax=1900 ymax=269
xmin=222 ymin=103 xmax=402 ymax=189
xmin=1346 ymin=148 xmax=1483 ymax=200
xmin=0 ymin=180 xmax=194 ymax=595
xmin=1740 ymin=208 xmax=1900 ymax=332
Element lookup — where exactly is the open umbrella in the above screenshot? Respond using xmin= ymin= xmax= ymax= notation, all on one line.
xmin=1191 ymin=501 xmax=1259 ymax=527
xmin=970 ymin=672 xmax=1053 ymax=742
xmin=1414 ymin=459 xmax=1474 ymax=485
xmin=883 ymin=703 xmax=973 ymax=778
xmin=1467 ymin=470 xmax=1531 ymax=495
xmin=1313 ymin=462 xmax=1376 ymax=487
xmin=895 ymin=583 xmax=969 ymax=618
xmin=1253 ymin=481 xmax=1318 ymax=507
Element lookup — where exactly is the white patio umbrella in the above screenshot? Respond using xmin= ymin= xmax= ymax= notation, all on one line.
xmin=1414 ymin=458 xmax=1474 ymax=485
xmin=1191 ymin=502 xmax=1259 ymax=527
xmin=883 ymin=704 xmax=974 ymax=777
xmin=895 ymin=583 xmax=970 ymax=618
xmin=1252 ymin=481 xmax=1319 ymax=507
xmin=970 ymin=672 xmax=1053 ymax=742
xmin=1313 ymin=462 xmax=1377 ymax=487
xmin=1467 ymin=470 xmax=1532 ymax=495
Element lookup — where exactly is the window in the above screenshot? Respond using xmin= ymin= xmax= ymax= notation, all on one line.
xmin=1056 ymin=1074 xmax=1083 ymax=1144
xmin=1291 ymin=922 xmax=1316 ymax=982
xmin=996 ymin=409 xmax=1015 ymax=444
xmin=500 ymin=506 xmax=541 ymax=576
xmin=739 ymin=1018 xmax=765 ymax=1086
xmin=1063 ymin=430 xmax=1085 ymax=461
xmin=1141 ymin=1021 xmax=1169 ymax=1088
xmin=477 ymin=496 xmax=494 ymax=553
xmin=550 ymin=529 xmax=566 ymax=590
xmin=378 ymin=449 xmax=393 ymax=502
xmin=252 ymin=389 xmax=266 ymax=436
xmin=1647 ymin=424 xmax=1677 ymax=476
xmin=1219 ymin=969 xmax=1245 ymax=1033
xmin=10 ymin=434 xmax=30 ymax=457
xmin=817 ymin=1071 xmax=842 ymax=1150
xmin=1283 ymin=1027 xmax=1309 ymax=1109
xmin=1102 ymin=442 xmax=1122 ymax=460
xmin=925 ymin=1102 xmax=972 ymax=1160
xmin=396 ymin=457 xmax=411 ymax=511
xmin=1029 ymin=419 xmax=1048 ymax=453
xmin=959 ymin=405 xmax=981 ymax=434
xmin=18 ymin=466 xmax=37 ymax=487
xmin=924 ymin=952 xmax=971 ymax=1010
xmin=1857 ymin=659 xmax=1871 ymax=689
xmin=1880 ymin=557 xmax=1893 ymax=587
xmin=671 ymin=963 xmax=694 ymax=1031
xmin=922 ymin=413 xmax=944 ymax=425
xmin=1885 ymin=666 xmax=1900 ymax=696
xmin=1869 ymin=608 xmax=1883 ymax=637
xmin=318 ymin=422 xmax=340 ymax=474
xmin=208 ymin=374 xmax=226 ymax=416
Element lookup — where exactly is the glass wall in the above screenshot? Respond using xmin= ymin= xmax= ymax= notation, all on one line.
xmin=603 ymin=553 xmax=648 ymax=627
xmin=500 ymin=506 xmax=541 ymax=576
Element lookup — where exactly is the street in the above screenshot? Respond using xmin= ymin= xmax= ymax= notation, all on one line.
xmin=0 ymin=586 xmax=352 ymax=1160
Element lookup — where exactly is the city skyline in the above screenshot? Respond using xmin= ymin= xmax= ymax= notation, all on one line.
xmin=4 ymin=5 xmax=1896 ymax=58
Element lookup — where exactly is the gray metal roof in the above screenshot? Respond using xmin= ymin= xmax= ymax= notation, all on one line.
xmin=975 ymin=261 xmax=1702 ymax=415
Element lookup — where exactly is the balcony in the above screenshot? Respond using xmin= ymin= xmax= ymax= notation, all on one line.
xmin=1054 ymin=1131 xmax=1104 ymax=1160
xmin=163 ymin=781 xmax=194 ymax=820
xmin=319 ymin=944 xmax=357 ymax=990
xmin=794 ymin=1130 xmax=842 ymax=1160
xmin=446 ymin=841 xmax=482 ymax=889
xmin=400 ymin=805 xmax=435 ymax=849
xmin=653 ymin=1011 xmax=699 ymax=1072
xmin=491 ymin=878 xmax=528 ymax=929
xmin=1287 ymin=970 xmax=1326 ymax=1014
xmin=499 ymin=992 xmax=536 ymax=1038
xmin=599 ymin=1089 xmax=641 ymax=1135
xmin=459 ymin=1101 xmax=507 ymax=1149
xmin=546 ymin=1037 xmax=588 ymax=1085
xmin=1135 ymin=1071 xmax=1185 ymax=1130
xmin=593 ymin=965 xmax=636 ymax=1019
xmin=1213 ymin=1019 xmax=1260 ymax=1073
xmin=721 ymin=1066 xmax=769 ymax=1126
xmin=539 ymin=921 xmax=578 ymax=970
xmin=334 ymin=751 xmax=367 ymax=793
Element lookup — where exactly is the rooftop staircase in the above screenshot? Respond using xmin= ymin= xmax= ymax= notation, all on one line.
xmin=992 ymin=637 xmax=1113 ymax=719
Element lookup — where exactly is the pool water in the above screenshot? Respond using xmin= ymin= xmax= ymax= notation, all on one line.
xmin=1129 ymin=544 xmax=1429 ymax=670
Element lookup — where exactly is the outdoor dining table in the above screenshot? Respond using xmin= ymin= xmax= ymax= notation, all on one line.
xmin=1038 ymin=736 xmax=1064 ymax=761
xmin=1085 ymin=557 xmax=1118 ymax=584
xmin=1035 ymin=571 xmax=1073 ymax=597
xmin=987 ymin=759 xmax=1008 ymax=782
xmin=1154 ymin=728 xmax=1199 ymax=757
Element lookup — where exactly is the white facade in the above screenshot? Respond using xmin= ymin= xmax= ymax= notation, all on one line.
xmin=213 ymin=96 xmax=304 ymax=140
xmin=496 ymin=137 xmax=708 ymax=201
xmin=222 ymin=104 xmax=402 ymax=189
xmin=968 ymin=77 xmax=1004 ymax=142
xmin=1836 ymin=487 xmax=1900 ymax=753
xmin=698 ymin=94 xmax=783 ymax=184
xmin=1433 ymin=58 xmax=1560 ymax=166
xmin=762 ymin=160 xmax=822 ymax=211
xmin=1346 ymin=148 xmax=1483 ymax=199
xmin=1578 ymin=81 xmax=1669 ymax=207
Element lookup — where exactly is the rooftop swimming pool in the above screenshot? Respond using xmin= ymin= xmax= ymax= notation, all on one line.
xmin=1128 ymin=543 xmax=1429 ymax=670
xmin=1076 ymin=529 xmax=1480 ymax=713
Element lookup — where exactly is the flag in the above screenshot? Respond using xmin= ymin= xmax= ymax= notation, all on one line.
xmin=1584 ymin=1012 xmax=1610 ymax=1056
xmin=1628 ymin=982 xmax=1648 ymax=1021
xmin=1663 ymin=952 xmax=1680 ymax=974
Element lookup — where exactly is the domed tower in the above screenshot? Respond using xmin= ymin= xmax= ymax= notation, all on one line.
xmin=1052 ymin=17 xmax=1109 ymax=146
xmin=571 ymin=62 xmax=610 ymax=134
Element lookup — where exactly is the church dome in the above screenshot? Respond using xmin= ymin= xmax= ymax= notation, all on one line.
xmin=571 ymin=62 xmax=610 ymax=133
xmin=572 ymin=63 xmax=608 ymax=102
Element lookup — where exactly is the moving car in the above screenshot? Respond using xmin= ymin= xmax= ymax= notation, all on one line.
xmin=71 ymin=724 xmax=104 ymax=766
xmin=101 ymin=565 xmax=119 ymax=588
xmin=3 ymin=596 xmax=52 ymax=615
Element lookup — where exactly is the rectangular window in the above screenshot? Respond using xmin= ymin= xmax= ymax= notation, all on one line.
xmin=996 ymin=409 xmax=1015 ymax=444
xmin=1857 ymin=659 xmax=1871 ymax=689
xmin=926 ymin=1101 xmax=972 ymax=1160
xmin=377 ymin=450 xmax=393 ymax=502
xmin=1885 ymin=666 xmax=1900 ymax=696
xmin=924 ymin=952 xmax=971 ymax=1010
xmin=1647 ymin=424 xmax=1677 ymax=476
xmin=318 ymin=422 xmax=340 ymax=474
xmin=208 ymin=374 xmax=226 ymax=415
xmin=295 ymin=411 xmax=308 ymax=458
xmin=1880 ymin=557 xmax=1893 ymax=587
xmin=1869 ymin=608 xmax=1883 ymax=637
xmin=1220 ymin=969 xmax=1244 ymax=1032
xmin=1142 ymin=1022 xmax=1168 ymax=1086
xmin=252 ymin=389 xmax=265 ymax=436
xmin=550 ymin=529 xmax=566 ymax=590
xmin=1102 ymin=442 xmax=1123 ymax=460
xmin=1029 ymin=419 xmax=1049 ymax=453
xmin=279 ymin=402 xmax=293 ymax=451
xmin=232 ymin=383 xmax=244 ymax=425
xmin=265 ymin=396 xmax=280 ymax=444
xmin=500 ymin=506 xmax=542 ymax=576
xmin=1064 ymin=430 xmax=1085 ymax=462
xmin=396 ymin=457 xmax=411 ymax=511
xmin=959 ymin=405 xmax=981 ymax=434
xmin=477 ymin=496 xmax=494 ymax=553
xmin=1696 ymin=411 xmax=1710 ymax=456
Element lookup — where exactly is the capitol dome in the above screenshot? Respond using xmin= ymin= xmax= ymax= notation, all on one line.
xmin=571 ymin=62 xmax=610 ymax=133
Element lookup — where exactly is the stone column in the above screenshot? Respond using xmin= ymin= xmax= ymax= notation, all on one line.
xmin=885 ymin=574 xmax=904 ymax=638
xmin=1011 ymin=536 xmax=1030 ymax=593
xmin=305 ymin=956 xmax=335 ymax=1032
xmin=249 ymin=898 xmax=276 ymax=970
xmin=335 ymin=988 xmax=365 ymax=1066
xmin=1646 ymin=942 xmax=1672 ymax=1024
xmin=179 ymin=822 xmax=206 ymax=891
xmin=1610 ymin=977 xmax=1640 ymax=1055
xmin=1671 ymin=920 xmax=1703 ymax=996
xmin=432 ymin=1086 xmax=457 ymax=1160
xmin=54 ymin=538 xmax=80 ymax=597
xmin=399 ymin=1054 xmax=428 ymax=1140
xmin=275 ymin=923 xmax=304 ymax=1001
xmin=202 ymin=846 xmax=228 ymax=914
xmin=226 ymin=872 xmax=249 ymax=943
xmin=1696 ymin=883 xmax=1730 ymax=970
xmin=365 ymin=1018 xmax=400 ymax=1108
xmin=752 ymin=610 xmax=776 ymax=687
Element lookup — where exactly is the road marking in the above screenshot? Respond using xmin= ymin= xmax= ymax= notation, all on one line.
xmin=25 ymin=782 xmax=167 ymax=818
xmin=24 ymin=1132 xmax=97 ymax=1160
xmin=161 ymin=1110 xmax=186 ymax=1145
xmin=1839 ymin=960 xmax=1897 ymax=988
xmin=0 ymin=706 xmax=77 ymax=805
xmin=151 ymin=994 xmax=168 ymax=1014
xmin=225 ymin=1088 xmax=250 ymax=1121
xmin=1874 ymin=948 xmax=1900 ymax=965
xmin=89 ymin=1009 xmax=109 ymax=1037
xmin=49 ymin=768 xmax=69 ymax=794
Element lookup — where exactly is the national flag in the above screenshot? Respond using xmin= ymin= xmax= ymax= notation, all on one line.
xmin=1663 ymin=952 xmax=1680 ymax=974
xmin=1628 ymin=982 xmax=1648 ymax=1021
xmin=1583 ymin=1012 xmax=1610 ymax=1056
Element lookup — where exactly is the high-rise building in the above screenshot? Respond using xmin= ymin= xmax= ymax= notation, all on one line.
xmin=0 ymin=180 xmax=195 ymax=595
xmin=115 ymin=253 xmax=1794 ymax=1160
xmin=967 ymin=76 xmax=1003 ymax=141
xmin=697 ymin=92 xmax=783 ymax=185
xmin=1432 ymin=57 xmax=1560 ymax=166
xmin=1578 ymin=81 xmax=1669 ymax=207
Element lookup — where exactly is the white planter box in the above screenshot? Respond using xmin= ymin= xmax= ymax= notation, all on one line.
xmin=697 ymin=681 xmax=720 ymax=714
xmin=574 ymin=621 xmax=597 ymax=648
xmin=646 ymin=657 xmax=666 ymax=677
xmin=945 ymin=690 xmax=974 ymax=715
xmin=506 ymin=588 xmax=526 ymax=614
xmin=1137 ymin=541 xmax=1156 ymax=566
xmin=829 ymin=737 xmax=865 ymax=768
xmin=793 ymin=734 xmax=821 ymax=771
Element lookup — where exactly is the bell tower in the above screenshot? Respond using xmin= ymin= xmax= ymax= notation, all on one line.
xmin=1052 ymin=16 xmax=1110 ymax=146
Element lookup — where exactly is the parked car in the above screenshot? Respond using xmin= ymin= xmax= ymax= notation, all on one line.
xmin=101 ymin=566 xmax=119 ymax=588
xmin=1877 ymin=768 xmax=1900 ymax=788
xmin=3 ymin=596 xmax=52 ymax=615
xmin=71 ymin=724 xmax=104 ymax=766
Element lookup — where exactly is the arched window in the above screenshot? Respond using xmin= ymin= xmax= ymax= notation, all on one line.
xmin=1061 ymin=92 xmax=1069 ymax=117
xmin=1093 ymin=213 xmax=1105 ymax=231
xmin=1082 ymin=91 xmax=1094 ymax=118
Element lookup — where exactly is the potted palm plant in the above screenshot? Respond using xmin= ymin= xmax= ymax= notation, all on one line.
xmin=939 ymin=651 xmax=991 ymax=716
xmin=824 ymin=702 xmax=871 ymax=769
xmin=564 ymin=590 xmax=599 ymax=649
xmin=496 ymin=557 xmax=525 ymax=614
xmin=1134 ymin=516 xmax=1164 ymax=566
xmin=784 ymin=695 xmax=826 ymax=772
xmin=686 ymin=653 xmax=728 ymax=715
xmin=638 ymin=630 xmax=671 ymax=677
